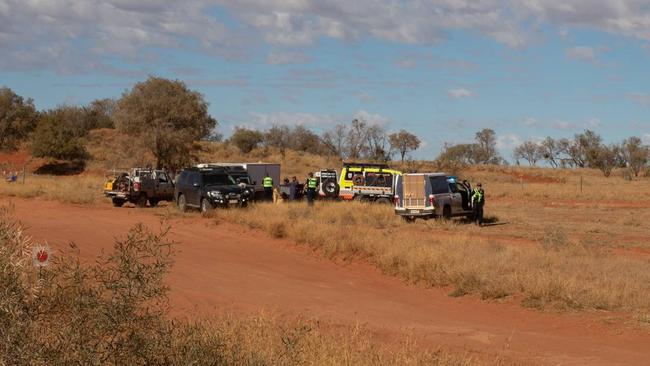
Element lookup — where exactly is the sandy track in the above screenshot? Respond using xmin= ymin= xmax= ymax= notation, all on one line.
xmin=7 ymin=197 xmax=650 ymax=365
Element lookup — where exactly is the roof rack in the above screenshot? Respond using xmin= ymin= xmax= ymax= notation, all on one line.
xmin=343 ymin=162 xmax=390 ymax=169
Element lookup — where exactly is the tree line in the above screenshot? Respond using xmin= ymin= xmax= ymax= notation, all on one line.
xmin=228 ymin=119 xmax=421 ymax=163
xmin=2 ymin=78 xmax=648 ymax=177
xmin=513 ymin=131 xmax=649 ymax=177
xmin=1 ymin=78 xmax=423 ymax=170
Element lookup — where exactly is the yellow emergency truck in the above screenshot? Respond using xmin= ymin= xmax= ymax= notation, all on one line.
xmin=337 ymin=162 xmax=401 ymax=203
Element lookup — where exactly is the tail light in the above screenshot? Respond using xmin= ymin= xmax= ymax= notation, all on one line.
xmin=133 ymin=182 xmax=141 ymax=191
xmin=393 ymin=195 xmax=399 ymax=205
xmin=428 ymin=194 xmax=435 ymax=205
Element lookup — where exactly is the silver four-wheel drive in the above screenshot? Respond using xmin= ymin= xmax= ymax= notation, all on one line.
xmin=394 ymin=173 xmax=474 ymax=222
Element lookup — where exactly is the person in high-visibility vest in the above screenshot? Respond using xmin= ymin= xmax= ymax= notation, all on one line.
xmin=305 ymin=172 xmax=318 ymax=206
xmin=263 ymin=173 xmax=273 ymax=201
xmin=471 ymin=182 xmax=485 ymax=226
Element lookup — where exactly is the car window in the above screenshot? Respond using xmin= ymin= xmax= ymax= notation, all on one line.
xmin=202 ymin=173 xmax=235 ymax=185
xmin=429 ymin=176 xmax=449 ymax=194
xmin=158 ymin=173 xmax=168 ymax=183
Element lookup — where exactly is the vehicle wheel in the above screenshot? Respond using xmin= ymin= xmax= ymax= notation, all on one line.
xmin=200 ymin=198 xmax=213 ymax=213
xmin=353 ymin=195 xmax=364 ymax=202
xmin=148 ymin=199 xmax=159 ymax=207
xmin=136 ymin=194 xmax=148 ymax=208
xmin=442 ymin=205 xmax=452 ymax=220
xmin=323 ymin=181 xmax=339 ymax=198
xmin=375 ymin=197 xmax=391 ymax=204
xmin=112 ymin=198 xmax=125 ymax=207
xmin=177 ymin=194 xmax=187 ymax=212
xmin=402 ymin=216 xmax=415 ymax=223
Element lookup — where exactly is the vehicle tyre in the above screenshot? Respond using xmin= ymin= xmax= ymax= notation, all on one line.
xmin=201 ymin=198 xmax=213 ymax=213
xmin=148 ymin=199 xmax=159 ymax=207
xmin=353 ymin=194 xmax=364 ymax=202
xmin=136 ymin=194 xmax=148 ymax=208
xmin=177 ymin=194 xmax=187 ymax=212
xmin=402 ymin=216 xmax=415 ymax=223
xmin=442 ymin=205 xmax=452 ymax=220
xmin=323 ymin=181 xmax=339 ymax=198
xmin=375 ymin=197 xmax=391 ymax=204
xmin=112 ymin=198 xmax=125 ymax=207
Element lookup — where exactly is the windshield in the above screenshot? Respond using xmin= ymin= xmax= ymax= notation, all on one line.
xmin=202 ymin=173 xmax=236 ymax=185
xmin=228 ymin=173 xmax=250 ymax=184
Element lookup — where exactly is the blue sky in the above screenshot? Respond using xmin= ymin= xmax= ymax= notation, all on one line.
xmin=2 ymin=0 xmax=650 ymax=159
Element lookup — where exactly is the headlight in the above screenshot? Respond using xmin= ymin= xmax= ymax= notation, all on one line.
xmin=208 ymin=191 xmax=223 ymax=198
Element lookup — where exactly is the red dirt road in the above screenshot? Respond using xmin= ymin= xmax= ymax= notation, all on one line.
xmin=7 ymin=197 xmax=650 ymax=365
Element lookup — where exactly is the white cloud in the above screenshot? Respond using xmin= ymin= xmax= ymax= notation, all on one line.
xmin=353 ymin=110 xmax=390 ymax=126
xmin=356 ymin=92 xmax=375 ymax=103
xmin=566 ymin=46 xmax=597 ymax=61
xmin=395 ymin=58 xmax=417 ymax=69
xmin=642 ymin=133 xmax=650 ymax=144
xmin=523 ymin=117 xmax=538 ymax=126
xmin=246 ymin=111 xmax=337 ymax=128
xmin=6 ymin=1 xmax=650 ymax=74
xmin=629 ymin=93 xmax=650 ymax=105
xmin=266 ymin=51 xmax=311 ymax=65
xmin=496 ymin=133 xmax=522 ymax=150
xmin=239 ymin=109 xmax=389 ymax=130
xmin=447 ymin=88 xmax=475 ymax=99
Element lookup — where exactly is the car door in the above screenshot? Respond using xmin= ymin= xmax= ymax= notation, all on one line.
xmin=186 ymin=172 xmax=201 ymax=206
xmin=156 ymin=172 xmax=173 ymax=199
xmin=448 ymin=182 xmax=463 ymax=214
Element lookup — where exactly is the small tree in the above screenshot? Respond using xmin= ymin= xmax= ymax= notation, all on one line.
xmin=389 ymin=130 xmax=421 ymax=163
xmin=30 ymin=112 xmax=89 ymax=161
xmin=592 ymin=144 xmax=621 ymax=177
xmin=620 ymin=136 xmax=649 ymax=177
xmin=322 ymin=124 xmax=348 ymax=158
xmin=114 ymin=77 xmax=217 ymax=169
xmin=539 ymin=137 xmax=560 ymax=168
xmin=83 ymin=98 xmax=117 ymax=130
xmin=513 ymin=140 xmax=542 ymax=166
xmin=474 ymin=128 xmax=502 ymax=164
xmin=229 ymin=127 xmax=264 ymax=153
xmin=0 ymin=87 xmax=39 ymax=151
xmin=264 ymin=125 xmax=291 ymax=157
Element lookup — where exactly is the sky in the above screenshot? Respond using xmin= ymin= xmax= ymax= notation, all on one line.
xmin=2 ymin=0 xmax=650 ymax=159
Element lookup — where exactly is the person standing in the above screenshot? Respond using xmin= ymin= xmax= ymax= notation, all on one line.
xmin=305 ymin=172 xmax=318 ymax=206
xmin=289 ymin=176 xmax=298 ymax=200
xmin=471 ymin=182 xmax=485 ymax=226
xmin=263 ymin=173 xmax=274 ymax=201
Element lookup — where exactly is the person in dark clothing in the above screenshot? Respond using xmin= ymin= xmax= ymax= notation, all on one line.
xmin=471 ymin=182 xmax=485 ymax=226
xmin=305 ymin=172 xmax=317 ymax=206
xmin=289 ymin=176 xmax=298 ymax=200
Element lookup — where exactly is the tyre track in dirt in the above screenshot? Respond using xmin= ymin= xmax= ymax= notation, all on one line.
xmin=6 ymin=197 xmax=650 ymax=365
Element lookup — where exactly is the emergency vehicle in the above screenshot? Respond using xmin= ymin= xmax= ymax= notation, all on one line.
xmin=337 ymin=162 xmax=402 ymax=203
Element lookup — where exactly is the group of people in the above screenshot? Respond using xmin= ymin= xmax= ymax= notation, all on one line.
xmin=263 ymin=172 xmax=319 ymax=206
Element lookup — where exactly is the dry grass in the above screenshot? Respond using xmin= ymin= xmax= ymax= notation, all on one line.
xmin=0 ymin=174 xmax=103 ymax=204
xmin=217 ymin=201 xmax=650 ymax=318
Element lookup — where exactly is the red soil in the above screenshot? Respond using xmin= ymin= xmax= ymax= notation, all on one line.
xmin=8 ymin=197 xmax=650 ymax=365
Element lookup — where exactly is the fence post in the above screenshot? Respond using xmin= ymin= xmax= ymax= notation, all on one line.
xmin=580 ymin=175 xmax=583 ymax=194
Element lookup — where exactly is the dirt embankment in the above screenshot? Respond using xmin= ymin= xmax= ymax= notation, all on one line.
xmin=7 ymin=198 xmax=650 ymax=366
